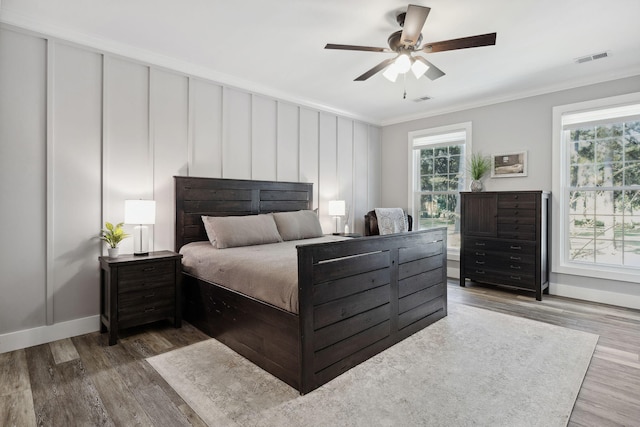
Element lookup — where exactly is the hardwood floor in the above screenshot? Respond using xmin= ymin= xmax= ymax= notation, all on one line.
xmin=1 ymin=281 xmax=639 ymax=426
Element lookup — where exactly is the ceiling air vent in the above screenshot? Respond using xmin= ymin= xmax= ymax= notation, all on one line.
xmin=413 ymin=96 xmax=432 ymax=102
xmin=575 ymin=51 xmax=610 ymax=64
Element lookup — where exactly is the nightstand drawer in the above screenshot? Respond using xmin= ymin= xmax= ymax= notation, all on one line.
xmin=118 ymin=276 xmax=174 ymax=294
xmin=118 ymin=303 xmax=175 ymax=328
xmin=119 ymin=286 xmax=174 ymax=309
xmin=119 ymin=261 xmax=174 ymax=281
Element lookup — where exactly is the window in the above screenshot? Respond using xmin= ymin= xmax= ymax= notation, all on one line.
xmin=552 ymin=93 xmax=640 ymax=282
xmin=408 ymin=122 xmax=471 ymax=253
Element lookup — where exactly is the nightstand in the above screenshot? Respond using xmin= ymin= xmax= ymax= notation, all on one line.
xmin=99 ymin=250 xmax=183 ymax=345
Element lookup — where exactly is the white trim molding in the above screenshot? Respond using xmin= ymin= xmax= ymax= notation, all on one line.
xmin=552 ymin=91 xmax=640 ymax=284
xmin=0 ymin=315 xmax=100 ymax=354
xmin=550 ymin=281 xmax=640 ymax=311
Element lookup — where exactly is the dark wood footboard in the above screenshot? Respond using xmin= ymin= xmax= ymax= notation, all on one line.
xmin=297 ymin=227 xmax=447 ymax=394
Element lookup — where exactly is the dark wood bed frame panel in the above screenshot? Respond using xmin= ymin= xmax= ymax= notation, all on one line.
xmin=175 ymin=176 xmax=447 ymax=394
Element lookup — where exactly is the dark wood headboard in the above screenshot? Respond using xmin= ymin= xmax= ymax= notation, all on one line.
xmin=174 ymin=176 xmax=313 ymax=251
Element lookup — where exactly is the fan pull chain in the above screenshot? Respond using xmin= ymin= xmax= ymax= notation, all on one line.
xmin=403 ymin=73 xmax=407 ymax=99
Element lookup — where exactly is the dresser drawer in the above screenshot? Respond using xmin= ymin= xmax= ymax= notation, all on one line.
xmin=497 ymin=208 xmax=536 ymax=220
xmin=465 ymin=250 xmax=535 ymax=272
xmin=464 ymin=237 xmax=536 ymax=255
xmin=465 ymin=267 xmax=536 ymax=290
xmin=497 ymin=223 xmax=536 ymax=241
xmin=497 ymin=193 xmax=536 ymax=209
xmin=497 ymin=215 xmax=536 ymax=225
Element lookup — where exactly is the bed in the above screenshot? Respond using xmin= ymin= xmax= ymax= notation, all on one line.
xmin=175 ymin=176 xmax=447 ymax=394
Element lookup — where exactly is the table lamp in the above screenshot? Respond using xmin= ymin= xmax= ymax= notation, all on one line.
xmin=124 ymin=199 xmax=156 ymax=255
xmin=328 ymin=200 xmax=345 ymax=235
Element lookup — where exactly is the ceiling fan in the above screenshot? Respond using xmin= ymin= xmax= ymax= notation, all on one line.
xmin=325 ymin=4 xmax=497 ymax=83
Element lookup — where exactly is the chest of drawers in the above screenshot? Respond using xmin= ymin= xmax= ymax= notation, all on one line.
xmin=460 ymin=191 xmax=550 ymax=300
xmin=99 ymin=250 xmax=183 ymax=345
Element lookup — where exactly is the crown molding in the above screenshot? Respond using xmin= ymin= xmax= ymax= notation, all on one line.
xmin=380 ymin=68 xmax=640 ymax=126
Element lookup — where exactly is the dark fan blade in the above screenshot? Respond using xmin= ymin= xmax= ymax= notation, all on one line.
xmin=355 ymin=57 xmax=396 ymax=81
xmin=325 ymin=43 xmax=390 ymax=53
xmin=422 ymin=32 xmax=497 ymax=53
xmin=413 ymin=56 xmax=446 ymax=80
xmin=400 ymin=4 xmax=430 ymax=47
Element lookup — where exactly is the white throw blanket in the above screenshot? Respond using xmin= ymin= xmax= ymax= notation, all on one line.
xmin=375 ymin=208 xmax=408 ymax=235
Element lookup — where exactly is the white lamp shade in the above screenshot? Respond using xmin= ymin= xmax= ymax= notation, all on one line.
xmin=411 ymin=57 xmax=430 ymax=79
xmin=124 ymin=200 xmax=156 ymax=225
xmin=382 ymin=64 xmax=399 ymax=82
xmin=394 ymin=53 xmax=412 ymax=73
xmin=328 ymin=200 xmax=346 ymax=216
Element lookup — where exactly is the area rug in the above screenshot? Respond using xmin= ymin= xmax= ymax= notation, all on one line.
xmin=147 ymin=304 xmax=598 ymax=427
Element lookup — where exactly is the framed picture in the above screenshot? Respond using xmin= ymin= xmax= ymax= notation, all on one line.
xmin=491 ymin=151 xmax=527 ymax=178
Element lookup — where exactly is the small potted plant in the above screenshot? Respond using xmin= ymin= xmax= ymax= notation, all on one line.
xmin=468 ymin=152 xmax=491 ymax=192
xmin=100 ymin=222 xmax=129 ymax=258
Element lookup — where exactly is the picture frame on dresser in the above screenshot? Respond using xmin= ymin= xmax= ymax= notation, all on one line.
xmin=491 ymin=151 xmax=527 ymax=177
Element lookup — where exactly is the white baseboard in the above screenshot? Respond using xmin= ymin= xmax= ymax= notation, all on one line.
xmin=550 ymin=282 xmax=640 ymax=310
xmin=0 ymin=315 xmax=100 ymax=354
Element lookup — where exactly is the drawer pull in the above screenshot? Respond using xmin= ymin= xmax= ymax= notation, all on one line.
xmin=475 ymin=242 xmax=486 ymax=246
xmin=144 ymin=307 xmax=156 ymax=313
xmin=475 ymin=261 xmax=485 ymax=265
xmin=145 ymin=293 xmax=155 ymax=298
xmin=510 ymin=256 xmax=521 ymax=260
xmin=510 ymin=265 xmax=521 ymax=270
xmin=474 ymin=270 xmax=485 ymax=274
xmin=510 ymin=245 xmax=522 ymax=250
xmin=475 ymin=252 xmax=485 ymax=256
xmin=514 ymin=211 xmax=519 ymax=215
xmin=143 ymin=267 xmax=156 ymax=272
xmin=510 ymin=275 xmax=521 ymax=280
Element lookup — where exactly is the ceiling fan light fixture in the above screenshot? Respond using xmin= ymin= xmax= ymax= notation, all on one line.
xmin=382 ymin=63 xmax=399 ymax=82
xmin=394 ymin=53 xmax=412 ymax=73
xmin=411 ymin=57 xmax=430 ymax=79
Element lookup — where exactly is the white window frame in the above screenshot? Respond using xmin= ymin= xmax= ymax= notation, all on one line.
xmin=552 ymin=91 xmax=640 ymax=283
xmin=408 ymin=122 xmax=473 ymax=260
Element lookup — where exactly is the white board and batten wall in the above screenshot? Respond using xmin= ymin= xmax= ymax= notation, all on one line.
xmin=0 ymin=25 xmax=382 ymax=353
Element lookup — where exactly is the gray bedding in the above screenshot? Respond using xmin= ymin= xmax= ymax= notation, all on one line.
xmin=179 ymin=235 xmax=347 ymax=313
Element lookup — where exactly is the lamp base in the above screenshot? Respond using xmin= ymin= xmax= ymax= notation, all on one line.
xmin=133 ymin=225 xmax=150 ymax=256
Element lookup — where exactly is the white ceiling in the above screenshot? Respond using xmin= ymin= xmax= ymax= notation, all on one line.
xmin=2 ymin=0 xmax=640 ymax=125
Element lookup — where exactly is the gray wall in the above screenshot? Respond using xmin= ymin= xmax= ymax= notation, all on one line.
xmin=381 ymin=74 xmax=640 ymax=308
xmin=0 ymin=25 xmax=381 ymax=350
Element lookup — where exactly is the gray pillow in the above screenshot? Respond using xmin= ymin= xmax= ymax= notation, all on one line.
xmin=272 ymin=210 xmax=324 ymax=241
xmin=202 ymin=215 xmax=218 ymax=246
xmin=201 ymin=214 xmax=283 ymax=248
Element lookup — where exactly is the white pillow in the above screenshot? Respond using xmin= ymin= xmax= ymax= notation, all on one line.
xmin=201 ymin=214 xmax=283 ymax=248
xmin=272 ymin=210 xmax=324 ymax=241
